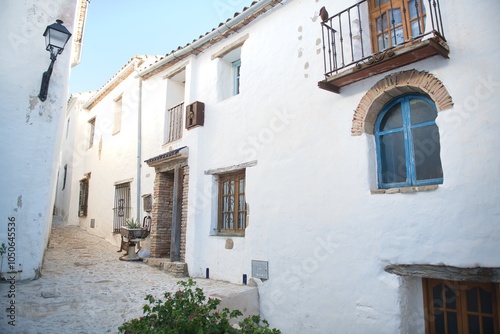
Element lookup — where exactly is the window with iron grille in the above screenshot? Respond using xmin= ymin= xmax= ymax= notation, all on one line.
xmin=423 ymin=278 xmax=500 ymax=334
xmin=78 ymin=178 xmax=89 ymax=217
xmin=166 ymin=102 xmax=184 ymax=143
xmin=218 ymin=171 xmax=247 ymax=235
xmin=113 ymin=182 xmax=131 ymax=233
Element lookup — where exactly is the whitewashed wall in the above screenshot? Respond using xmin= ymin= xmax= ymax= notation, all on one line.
xmin=149 ymin=0 xmax=500 ymax=332
xmin=0 ymin=0 xmax=77 ymax=280
xmin=55 ymin=92 xmax=94 ymax=225
xmin=57 ymin=0 xmax=500 ymax=332
xmin=76 ymin=72 xmax=143 ymax=246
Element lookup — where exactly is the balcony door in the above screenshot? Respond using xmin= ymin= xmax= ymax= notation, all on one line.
xmin=370 ymin=0 xmax=427 ymax=52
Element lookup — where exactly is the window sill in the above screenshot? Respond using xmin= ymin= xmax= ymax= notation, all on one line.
xmin=213 ymin=231 xmax=245 ymax=237
xmin=370 ymin=184 xmax=439 ymax=194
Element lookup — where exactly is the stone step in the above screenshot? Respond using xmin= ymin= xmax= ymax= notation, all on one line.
xmin=205 ymin=282 xmax=260 ymax=324
xmin=142 ymin=257 xmax=188 ymax=277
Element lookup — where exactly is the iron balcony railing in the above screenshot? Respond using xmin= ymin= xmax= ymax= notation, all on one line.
xmin=321 ymin=0 xmax=445 ymax=77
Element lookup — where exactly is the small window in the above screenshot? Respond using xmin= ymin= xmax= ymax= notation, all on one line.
xmin=423 ymin=278 xmax=500 ymax=334
xmin=218 ymin=171 xmax=247 ymax=235
xmin=375 ymin=94 xmax=443 ymax=188
xmin=78 ymin=178 xmax=89 ymax=217
xmin=211 ymin=34 xmax=248 ymax=101
xmin=88 ymin=117 xmax=96 ymax=148
xmin=113 ymin=96 xmax=122 ymax=135
xmin=232 ymin=59 xmax=241 ymax=95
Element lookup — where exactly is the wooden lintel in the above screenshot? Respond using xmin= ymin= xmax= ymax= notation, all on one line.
xmin=385 ymin=264 xmax=500 ymax=283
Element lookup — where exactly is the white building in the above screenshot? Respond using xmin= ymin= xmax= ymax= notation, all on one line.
xmin=57 ymin=0 xmax=500 ymax=332
xmin=0 ymin=0 xmax=88 ymax=280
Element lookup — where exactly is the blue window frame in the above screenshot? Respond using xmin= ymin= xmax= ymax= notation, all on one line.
xmin=232 ymin=59 xmax=241 ymax=95
xmin=375 ymin=94 xmax=443 ymax=188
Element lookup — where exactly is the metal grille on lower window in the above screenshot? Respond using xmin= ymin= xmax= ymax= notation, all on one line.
xmin=113 ymin=182 xmax=131 ymax=233
xmin=166 ymin=102 xmax=184 ymax=143
xmin=218 ymin=171 xmax=246 ymax=234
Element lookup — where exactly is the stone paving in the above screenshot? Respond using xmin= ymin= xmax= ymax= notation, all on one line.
xmin=0 ymin=217 xmax=257 ymax=334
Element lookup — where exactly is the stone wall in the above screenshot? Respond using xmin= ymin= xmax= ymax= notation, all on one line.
xmin=180 ymin=165 xmax=189 ymax=262
xmin=150 ymin=163 xmax=189 ymax=261
xmin=150 ymin=172 xmax=174 ymax=258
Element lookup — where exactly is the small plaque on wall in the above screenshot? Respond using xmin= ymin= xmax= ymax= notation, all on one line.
xmin=142 ymin=194 xmax=152 ymax=212
xmin=251 ymin=260 xmax=269 ymax=280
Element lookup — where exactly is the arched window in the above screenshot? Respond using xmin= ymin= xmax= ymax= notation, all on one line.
xmin=375 ymin=94 xmax=443 ymax=188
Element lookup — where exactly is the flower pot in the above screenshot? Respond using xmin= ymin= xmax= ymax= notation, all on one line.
xmin=121 ymin=226 xmax=149 ymax=239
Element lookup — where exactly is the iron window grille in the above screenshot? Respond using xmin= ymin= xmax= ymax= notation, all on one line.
xmin=113 ymin=182 xmax=131 ymax=233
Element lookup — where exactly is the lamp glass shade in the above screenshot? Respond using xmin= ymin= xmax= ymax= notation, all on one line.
xmin=43 ymin=20 xmax=72 ymax=55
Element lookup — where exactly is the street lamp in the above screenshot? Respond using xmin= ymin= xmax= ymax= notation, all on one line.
xmin=38 ymin=19 xmax=72 ymax=102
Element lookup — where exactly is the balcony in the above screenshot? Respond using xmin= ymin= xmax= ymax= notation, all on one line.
xmin=166 ymin=102 xmax=184 ymax=143
xmin=318 ymin=0 xmax=448 ymax=93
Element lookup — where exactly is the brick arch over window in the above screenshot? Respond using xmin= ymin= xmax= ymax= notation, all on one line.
xmin=351 ymin=70 xmax=453 ymax=136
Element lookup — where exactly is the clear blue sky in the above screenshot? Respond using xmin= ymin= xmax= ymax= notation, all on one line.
xmin=69 ymin=0 xmax=251 ymax=93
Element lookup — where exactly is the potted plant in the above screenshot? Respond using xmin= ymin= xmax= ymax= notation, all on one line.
xmin=121 ymin=218 xmax=148 ymax=239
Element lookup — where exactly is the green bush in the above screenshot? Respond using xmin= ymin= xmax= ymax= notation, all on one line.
xmin=119 ymin=279 xmax=280 ymax=334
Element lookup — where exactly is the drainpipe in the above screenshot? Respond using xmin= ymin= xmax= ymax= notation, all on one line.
xmin=136 ymin=71 xmax=143 ymax=223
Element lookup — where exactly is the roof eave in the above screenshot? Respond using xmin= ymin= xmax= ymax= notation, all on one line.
xmin=139 ymin=0 xmax=286 ymax=79
xmin=83 ymin=56 xmax=145 ymax=110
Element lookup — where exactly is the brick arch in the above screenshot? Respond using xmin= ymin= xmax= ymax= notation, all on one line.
xmin=351 ymin=70 xmax=453 ymax=136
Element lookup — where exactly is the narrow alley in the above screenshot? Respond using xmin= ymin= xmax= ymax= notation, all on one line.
xmin=0 ymin=217 xmax=256 ymax=334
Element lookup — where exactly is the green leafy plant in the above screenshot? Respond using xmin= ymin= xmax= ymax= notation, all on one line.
xmin=237 ymin=315 xmax=281 ymax=334
xmin=118 ymin=279 xmax=280 ymax=334
xmin=125 ymin=217 xmax=141 ymax=229
xmin=0 ymin=243 xmax=6 ymax=279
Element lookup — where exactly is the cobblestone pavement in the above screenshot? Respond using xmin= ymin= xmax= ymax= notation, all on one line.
xmin=0 ymin=217 xmax=254 ymax=334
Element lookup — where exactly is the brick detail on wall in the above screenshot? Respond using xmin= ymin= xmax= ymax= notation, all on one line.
xmin=180 ymin=165 xmax=189 ymax=262
xmin=150 ymin=172 xmax=174 ymax=258
xmin=351 ymin=70 xmax=454 ymax=136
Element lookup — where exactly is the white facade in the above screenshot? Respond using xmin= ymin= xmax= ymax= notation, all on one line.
xmin=58 ymin=0 xmax=500 ymax=332
xmin=0 ymin=0 xmax=84 ymax=280
xmin=57 ymin=56 xmax=160 ymax=248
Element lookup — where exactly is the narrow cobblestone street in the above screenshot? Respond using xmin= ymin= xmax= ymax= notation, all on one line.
xmin=0 ymin=217 xmax=256 ymax=334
